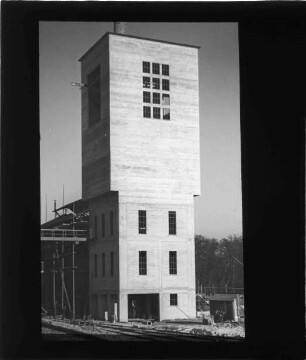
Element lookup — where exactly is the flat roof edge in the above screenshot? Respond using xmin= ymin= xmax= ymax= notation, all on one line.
xmin=79 ymin=31 xmax=200 ymax=62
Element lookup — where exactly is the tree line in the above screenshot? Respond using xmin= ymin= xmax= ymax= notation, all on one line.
xmin=195 ymin=234 xmax=244 ymax=293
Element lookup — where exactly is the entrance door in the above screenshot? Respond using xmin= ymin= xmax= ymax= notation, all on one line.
xmin=128 ymin=294 xmax=159 ymax=321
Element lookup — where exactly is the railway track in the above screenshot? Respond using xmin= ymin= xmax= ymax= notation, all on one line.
xmin=42 ymin=318 xmax=242 ymax=342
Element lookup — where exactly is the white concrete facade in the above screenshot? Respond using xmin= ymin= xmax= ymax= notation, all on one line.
xmin=80 ymin=32 xmax=200 ymax=321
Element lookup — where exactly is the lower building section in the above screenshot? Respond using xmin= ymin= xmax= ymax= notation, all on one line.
xmin=119 ymin=290 xmax=196 ymax=322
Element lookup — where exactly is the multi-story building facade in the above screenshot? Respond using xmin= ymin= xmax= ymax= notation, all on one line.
xmin=79 ymin=30 xmax=200 ymax=322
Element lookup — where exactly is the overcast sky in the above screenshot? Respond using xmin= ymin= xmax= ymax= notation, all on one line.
xmin=40 ymin=22 xmax=242 ymax=239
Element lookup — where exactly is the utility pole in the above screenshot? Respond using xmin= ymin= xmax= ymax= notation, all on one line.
xmin=72 ymin=242 xmax=75 ymax=323
xmin=61 ymin=242 xmax=65 ymax=318
xmin=53 ymin=253 xmax=56 ymax=319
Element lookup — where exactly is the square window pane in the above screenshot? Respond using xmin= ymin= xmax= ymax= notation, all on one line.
xmin=153 ymin=78 xmax=160 ymax=90
xmin=153 ymin=63 xmax=160 ymax=75
xmin=162 ymin=64 xmax=169 ymax=76
xmin=162 ymin=94 xmax=170 ymax=106
xmin=143 ymin=106 xmax=151 ymax=118
xmin=153 ymin=107 xmax=160 ymax=119
xmin=162 ymin=79 xmax=170 ymax=91
xmin=153 ymin=93 xmax=160 ymax=104
xmin=143 ymin=61 xmax=150 ymax=73
xmin=143 ymin=91 xmax=150 ymax=103
xmin=163 ymin=108 xmax=170 ymax=120
xmin=143 ymin=76 xmax=150 ymax=89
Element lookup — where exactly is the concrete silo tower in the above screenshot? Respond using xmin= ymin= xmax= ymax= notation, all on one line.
xmin=79 ymin=24 xmax=200 ymax=322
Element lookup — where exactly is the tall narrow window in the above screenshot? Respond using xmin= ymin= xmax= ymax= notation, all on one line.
xmin=110 ymin=252 xmax=114 ymax=277
xmin=143 ymin=61 xmax=150 ymax=73
xmin=138 ymin=210 xmax=146 ymax=234
xmin=94 ymin=216 xmax=97 ymax=241
xmin=163 ymin=108 xmax=170 ymax=120
xmin=162 ymin=79 xmax=170 ymax=91
xmin=139 ymin=251 xmax=147 ymax=275
xmin=101 ymin=213 xmax=105 ymax=238
xmin=153 ymin=107 xmax=160 ymax=119
xmin=110 ymin=211 xmax=114 ymax=236
xmin=143 ymin=91 xmax=150 ymax=103
xmin=169 ymin=251 xmax=177 ymax=274
xmin=153 ymin=93 xmax=160 ymax=104
xmin=143 ymin=76 xmax=150 ymax=89
xmin=87 ymin=67 xmax=101 ymax=127
xmin=162 ymin=94 xmax=170 ymax=106
xmin=169 ymin=211 xmax=176 ymax=235
xmin=143 ymin=106 xmax=151 ymax=118
xmin=153 ymin=78 xmax=160 ymax=90
xmin=94 ymin=254 xmax=98 ymax=278
xmin=102 ymin=253 xmax=105 ymax=277
xmin=162 ymin=64 xmax=169 ymax=76
xmin=170 ymin=294 xmax=178 ymax=306
xmin=152 ymin=63 xmax=160 ymax=75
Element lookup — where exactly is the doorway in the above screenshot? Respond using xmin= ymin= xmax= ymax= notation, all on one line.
xmin=128 ymin=294 xmax=159 ymax=321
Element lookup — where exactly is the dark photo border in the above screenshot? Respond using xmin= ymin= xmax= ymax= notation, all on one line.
xmin=1 ymin=1 xmax=305 ymax=359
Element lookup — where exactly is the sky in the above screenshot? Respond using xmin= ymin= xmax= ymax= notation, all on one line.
xmin=40 ymin=22 xmax=242 ymax=239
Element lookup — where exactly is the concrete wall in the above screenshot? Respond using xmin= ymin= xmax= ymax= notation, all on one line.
xmin=109 ymin=34 xmax=200 ymax=197
xmin=88 ymin=192 xmax=119 ymax=319
xmin=81 ymin=36 xmax=110 ymax=200
xmin=118 ymin=194 xmax=196 ymax=321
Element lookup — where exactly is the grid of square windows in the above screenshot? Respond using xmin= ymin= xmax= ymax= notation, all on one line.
xmin=139 ymin=251 xmax=147 ymax=275
xmin=142 ymin=62 xmax=171 ymax=120
xmin=170 ymin=294 xmax=178 ymax=306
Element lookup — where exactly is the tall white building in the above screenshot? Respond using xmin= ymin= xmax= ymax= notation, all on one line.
xmin=79 ymin=29 xmax=200 ymax=322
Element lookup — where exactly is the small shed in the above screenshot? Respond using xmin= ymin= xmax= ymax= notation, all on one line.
xmin=209 ymin=294 xmax=244 ymax=322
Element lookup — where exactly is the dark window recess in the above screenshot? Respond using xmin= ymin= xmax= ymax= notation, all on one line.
xmin=110 ymin=252 xmax=114 ymax=277
xmin=143 ymin=106 xmax=151 ymax=118
xmin=94 ymin=216 xmax=97 ymax=240
xmin=169 ymin=251 xmax=177 ymax=274
xmin=153 ymin=107 xmax=160 ymax=119
xmin=153 ymin=93 xmax=160 ymax=104
xmin=162 ymin=94 xmax=170 ymax=106
xmin=162 ymin=64 xmax=169 ymax=76
xmin=143 ymin=91 xmax=151 ymax=103
xmin=110 ymin=211 xmax=114 ymax=236
xmin=143 ymin=76 xmax=150 ymax=89
xmin=102 ymin=253 xmax=105 ymax=277
xmin=101 ymin=214 xmax=105 ymax=237
xmin=94 ymin=254 xmax=98 ymax=278
xmin=153 ymin=78 xmax=160 ymax=90
xmin=169 ymin=211 xmax=176 ymax=235
xmin=139 ymin=251 xmax=147 ymax=275
xmin=162 ymin=79 xmax=170 ymax=91
xmin=88 ymin=67 xmax=101 ymax=127
xmin=138 ymin=210 xmax=147 ymax=234
xmin=170 ymin=294 xmax=178 ymax=306
xmin=143 ymin=61 xmax=150 ymax=73
xmin=152 ymin=63 xmax=160 ymax=75
xmin=163 ymin=108 xmax=170 ymax=120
